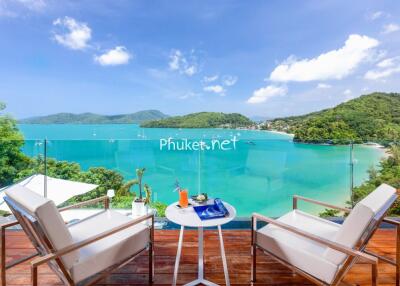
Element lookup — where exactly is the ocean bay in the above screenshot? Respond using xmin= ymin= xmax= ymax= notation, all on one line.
xmin=18 ymin=124 xmax=384 ymax=217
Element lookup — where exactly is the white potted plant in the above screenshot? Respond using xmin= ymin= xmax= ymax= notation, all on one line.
xmin=117 ymin=168 xmax=152 ymax=217
xmin=131 ymin=168 xmax=147 ymax=216
xmin=131 ymin=168 xmax=155 ymax=216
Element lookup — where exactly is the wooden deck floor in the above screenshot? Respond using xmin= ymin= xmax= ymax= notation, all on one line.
xmin=2 ymin=229 xmax=398 ymax=285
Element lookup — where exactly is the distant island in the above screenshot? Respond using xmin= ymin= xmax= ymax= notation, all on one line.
xmin=19 ymin=110 xmax=168 ymax=124
xmin=264 ymin=92 xmax=400 ymax=144
xmin=141 ymin=112 xmax=254 ymax=128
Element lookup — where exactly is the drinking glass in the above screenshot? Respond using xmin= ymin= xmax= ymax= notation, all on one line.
xmin=179 ymin=189 xmax=189 ymax=208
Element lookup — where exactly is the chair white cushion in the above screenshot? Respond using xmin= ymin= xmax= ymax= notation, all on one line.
xmin=324 ymin=183 xmax=397 ymax=265
xmin=256 ymin=210 xmax=341 ymax=284
xmin=358 ymin=183 xmax=396 ymax=214
xmin=323 ymin=203 xmax=373 ymax=265
xmin=4 ymin=185 xmax=78 ymax=268
xmin=68 ymin=210 xmax=150 ymax=283
xmin=5 ymin=185 xmax=50 ymax=214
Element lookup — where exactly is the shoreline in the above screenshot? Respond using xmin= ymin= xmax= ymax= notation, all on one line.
xmin=361 ymin=143 xmax=390 ymax=158
xmin=264 ymin=129 xmax=390 ymax=159
xmin=265 ymin=129 xmax=295 ymax=137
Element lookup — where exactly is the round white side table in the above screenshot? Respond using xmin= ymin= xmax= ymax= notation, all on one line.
xmin=165 ymin=200 xmax=236 ymax=286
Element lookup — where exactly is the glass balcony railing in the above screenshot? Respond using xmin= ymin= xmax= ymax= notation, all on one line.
xmin=0 ymin=137 xmax=386 ymax=218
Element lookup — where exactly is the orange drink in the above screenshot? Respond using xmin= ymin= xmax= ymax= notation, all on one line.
xmin=179 ymin=189 xmax=189 ymax=208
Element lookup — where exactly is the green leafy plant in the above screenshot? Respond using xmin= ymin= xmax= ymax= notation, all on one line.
xmin=0 ymin=210 xmax=11 ymax=217
xmin=150 ymin=201 xmax=167 ymax=217
xmin=116 ymin=168 xmax=151 ymax=204
xmin=136 ymin=168 xmax=145 ymax=200
xmin=319 ymin=209 xmax=341 ymax=218
xmin=144 ymin=184 xmax=151 ymax=205
xmin=117 ymin=179 xmax=138 ymax=198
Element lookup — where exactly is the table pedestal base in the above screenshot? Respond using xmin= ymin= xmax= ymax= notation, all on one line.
xmin=172 ymin=225 xmax=230 ymax=286
xmin=184 ymin=278 xmax=219 ymax=286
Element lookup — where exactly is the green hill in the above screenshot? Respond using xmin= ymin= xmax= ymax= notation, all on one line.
xmin=141 ymin=112 xmax=253 ymax=128
xmin=264 ymin=92 xmax=400 ymax=144
xmin=19 ymin=110 xmax=168 ymax=124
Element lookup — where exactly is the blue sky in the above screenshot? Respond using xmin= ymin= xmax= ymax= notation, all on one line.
xmin=1 ymin=0 xmax=400 ymax=119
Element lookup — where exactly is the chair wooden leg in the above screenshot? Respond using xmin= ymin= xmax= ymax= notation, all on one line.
xmin=251 ymin=217 xmax=257 ymax=283
xmin=149 ymin=243 xmax=154 ymax=284
xmin=1 ymin=227 xmax=5 ymax=286
xmin=372 ymin=263 xmax=378 ymax=286
xmin=149 ymin=217 xmax=154 ymax=284
xmin=396 ymin=225 xmax=400 ymax=286
xmin=32 ymin=265 xmax=38 ymax=286
xmin=251 ymin=243 xmax=257 ymax=283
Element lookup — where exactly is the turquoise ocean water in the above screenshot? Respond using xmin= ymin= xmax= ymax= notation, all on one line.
xmin=18 ymin=124 xmax=384 ymax=217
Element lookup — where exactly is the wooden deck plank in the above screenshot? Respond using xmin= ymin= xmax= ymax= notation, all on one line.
xmin=1 ymin=229 xmax=398 ymax=285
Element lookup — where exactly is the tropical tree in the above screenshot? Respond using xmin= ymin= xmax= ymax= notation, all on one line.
xmin=0 ymin=102 xmax=30 ymax=187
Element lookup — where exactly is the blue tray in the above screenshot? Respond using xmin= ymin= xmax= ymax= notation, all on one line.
xmin=193 ymin=198 xmax=229 ymax=220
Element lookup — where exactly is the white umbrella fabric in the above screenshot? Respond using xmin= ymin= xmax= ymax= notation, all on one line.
xmin=0 ymin=174 xmax=98 ymax=212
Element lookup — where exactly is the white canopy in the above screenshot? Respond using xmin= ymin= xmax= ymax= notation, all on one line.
xmin=0 ymin=174 xmax=98 ymax=212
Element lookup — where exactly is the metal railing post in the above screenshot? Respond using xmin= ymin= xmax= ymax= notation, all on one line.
xmin=44 ymin=138 xmax=47 ymax=198
xmin=349 ymin=141 xmax=354 ymax=208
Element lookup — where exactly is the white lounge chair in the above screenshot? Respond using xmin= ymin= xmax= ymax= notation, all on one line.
xmin=1 ymin=185 xmax=154 ymax=286
xmin=251 ymin=183 xmax=399 ymax=286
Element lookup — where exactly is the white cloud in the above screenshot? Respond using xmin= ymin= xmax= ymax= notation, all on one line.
xmin=382 ymin=23 xmax=400 ymax=34
xmin=317 ymin=83 xmax=332 ymax=89
xmin=203 ymin=85 xmax=226 ymax=96
xmin=247 ymin=85 xmax=287 ymax=104
xmin=365 ymin=57 xmax=400 ymax=80
xmin=53 ymin=17 xmax=91 ymax=50
xmin=269 ymin=34 xmax=379 ymax=82
xmin=370 ymin=11 xmax=384 ymax=21
xmin=94 ymin=46 xmax=132 ymax=66
xmin=168 ymin=49 xmax=198 ymax=76
xmin=343 ymin=89 xmax=352 ymax=95
xmin=222 ymin=75 xmax=238 ymax=86
xmin=203 ymin=75 xmax=219 ymax=83
xmin=377 ymin=57 xmax=396 ymax=68
xmin=365 ymin=66 xmax=400 ymax=80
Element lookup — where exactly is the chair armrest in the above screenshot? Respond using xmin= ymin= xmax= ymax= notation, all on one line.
xmin=383 ymin=217 xmax=400 ymax=226
xmin=293 ymin=195 xmax=351 ymax=213
xmin=2 ymin=196 xmax=110 ymax=225
xmin=0 ymin=220 xmax=19 ymax=229
xmin=252 ymin=213 xmax=377 ymax=265
xmin=58 ymin=195 xmax=109 ymax=212
xmin=31 ymin=213 xmax=154 ymax=268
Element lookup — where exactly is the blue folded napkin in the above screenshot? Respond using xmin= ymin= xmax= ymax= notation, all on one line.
xmin=193 ymin=198 xmax=229 ymax=220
